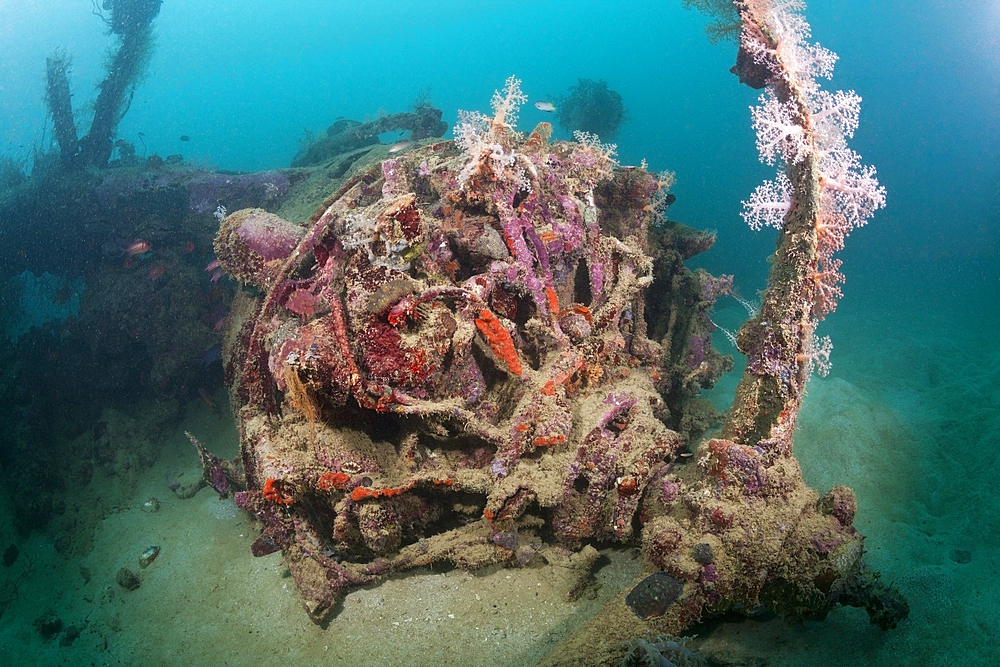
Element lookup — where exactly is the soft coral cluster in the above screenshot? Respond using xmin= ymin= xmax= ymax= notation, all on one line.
xmin=453 ymin=75 xmax=532 ymax=189
xmin=740 ymin=0 xmax=885 ymax=299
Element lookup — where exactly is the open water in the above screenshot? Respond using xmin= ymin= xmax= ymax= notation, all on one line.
xmin=0 ymin=1 xmax=997 ymax=665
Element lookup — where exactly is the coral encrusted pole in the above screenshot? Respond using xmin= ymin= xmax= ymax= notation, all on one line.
xmin=723 ymin=0 xmax=885 ymax=448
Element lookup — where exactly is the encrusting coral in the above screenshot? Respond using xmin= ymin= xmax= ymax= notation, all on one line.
xmin=217 ymin=76 xmax=726 ymax=621
xmin=216 ymin=62 xmax=903 ymax=660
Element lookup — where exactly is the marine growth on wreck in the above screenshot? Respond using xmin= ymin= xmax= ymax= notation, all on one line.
xmin=215 ymin=63 xmax=905 ymax=653
xmin=4 ymin=0 xmax=981 ymax=663
xmin=218 ymin=77 xmax=726 ymax=621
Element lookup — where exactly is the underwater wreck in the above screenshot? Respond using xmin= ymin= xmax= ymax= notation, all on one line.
xmin=208 ymin=3 xmax=905 ymax=664
xmin=0 ymin=0 xmax=908 ymax=664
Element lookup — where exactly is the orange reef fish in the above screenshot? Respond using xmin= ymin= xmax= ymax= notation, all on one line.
xmin=182 ymin=241 xmax=195 ymax=253
xmin=534 ymin=100 xmax=556 ymax=112
xmin=148 ymin=264 xmax=166 ymax=281
xmin=126 ymin=240 xmax=152 ymax=256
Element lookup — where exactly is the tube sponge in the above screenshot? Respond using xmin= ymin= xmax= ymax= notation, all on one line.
xmin=214 ymin=208 xmax=303 ymax=288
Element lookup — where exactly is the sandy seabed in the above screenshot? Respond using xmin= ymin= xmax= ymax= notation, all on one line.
xmin=1 ymin=308 xmax=998 ymax=667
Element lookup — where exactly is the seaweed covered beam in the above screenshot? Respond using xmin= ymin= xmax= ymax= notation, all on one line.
xmin=79 ymin=0 xmax=163 ymax=168
xmin=45 ymin=0 xmax=162 ymax=170
xmin=290 ymin=103 xmax=449 ymax=167
xmin=44 ymin=54 xmax=79 ymax=169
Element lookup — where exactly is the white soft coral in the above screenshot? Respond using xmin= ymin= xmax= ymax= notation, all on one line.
xmin=742 ymin=172 xmax=791 ymax=230
xmin=454 ymin=75 xmax=528 ymax=188
xmin=751 ymin=93 xmax=808 ymax=165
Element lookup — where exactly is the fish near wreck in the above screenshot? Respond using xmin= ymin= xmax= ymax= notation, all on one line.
xmin=125 ymin=240 xmax=151 ymax=256
xmin=216 ymin=76 xmax=902 ymax=639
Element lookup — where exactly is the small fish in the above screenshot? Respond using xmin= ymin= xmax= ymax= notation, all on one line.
xmin=148 ymin=264 xmax=166 ymax=281
xmin=251 ymin=534 xmax=281 ymax=557
xmin=182 ymin=241 xmax=195 ymax=253
xmin=179 ymin=135 xmax=191 ymax=142
xmin=388 ymin=140 xmax=414 ymax=153
xmin=198 ymin=388 xmax=219 ymax=412
xmin=534 ymin=101 xmax=556 ymax=113
xmin=125 ymin=240 xmax=151 ymax=256
xmin=165 ymin=470 xmax=181 ymax=492
xmin=202 ymin=346 xmax=222 ymax=367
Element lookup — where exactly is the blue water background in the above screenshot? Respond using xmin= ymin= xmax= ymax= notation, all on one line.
xmin=3 ymin=1 xmax=997 ymax=308
xmin=1 ymin=1 xmax=998 ymax=664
